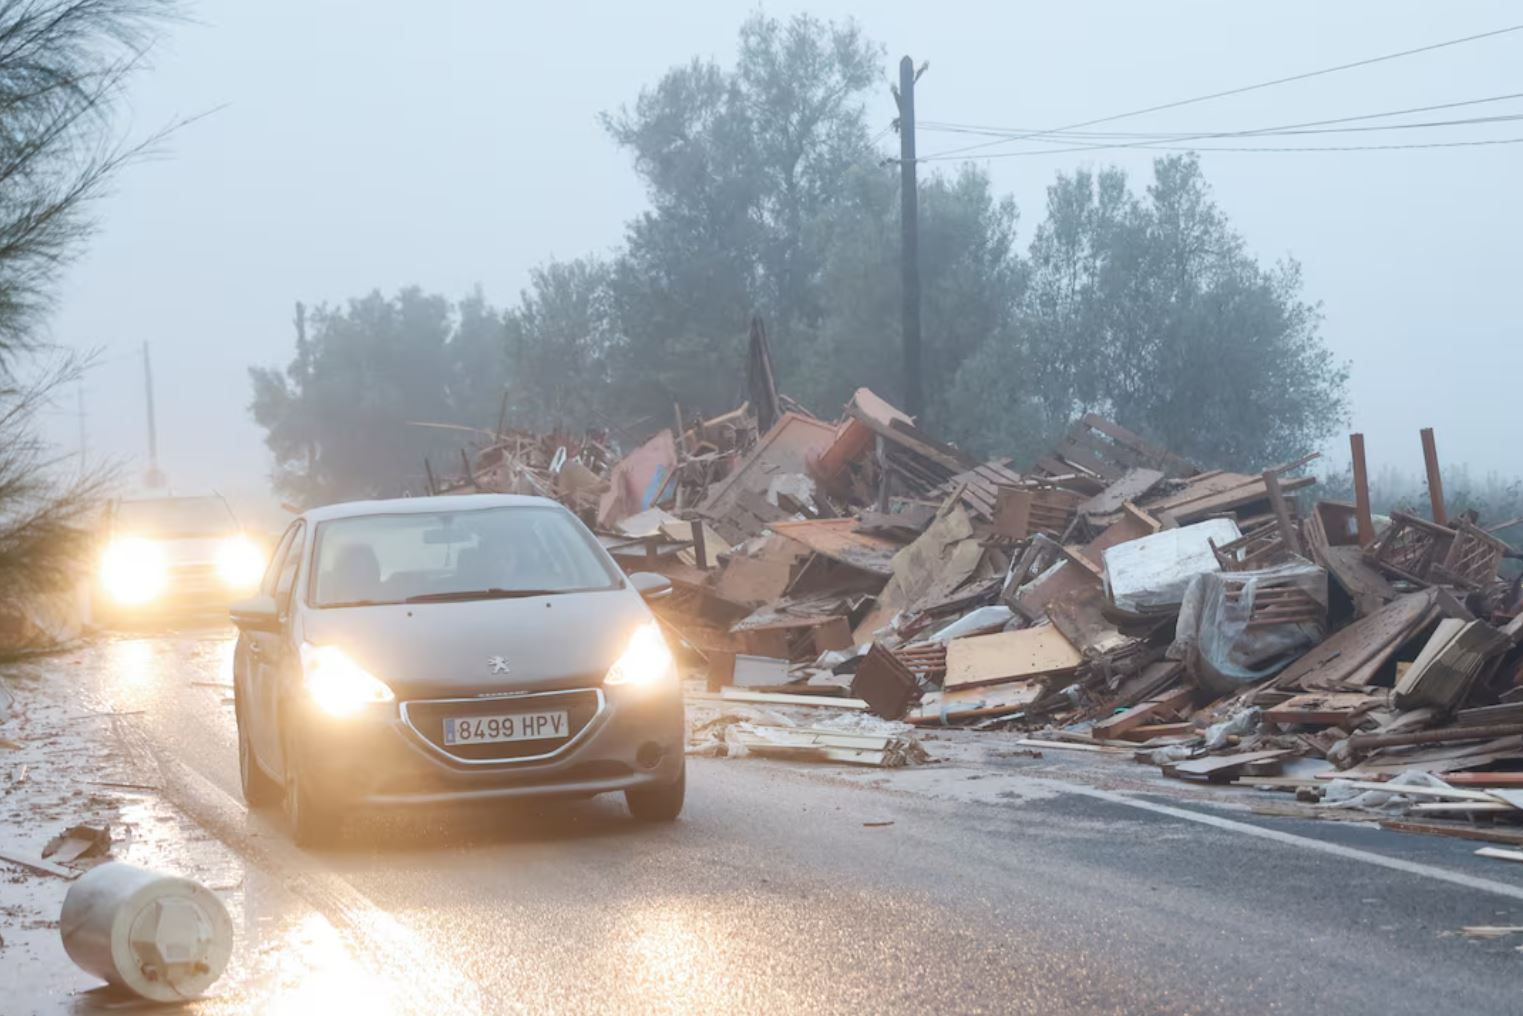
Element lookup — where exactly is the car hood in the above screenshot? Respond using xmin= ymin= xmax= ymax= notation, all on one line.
xmin=298 ymin=587 xmax=652 ymax=699
xmin=155 ymin=536 xmax=230 ymax=566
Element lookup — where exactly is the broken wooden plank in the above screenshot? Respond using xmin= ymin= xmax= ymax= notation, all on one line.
xmin=1349 ymin=433 xmax=1375 ymax=545
xmin=1014 ymin=738 xmax=1129 ymax=754
xmin=942 ymin=625 xmax=1083 ymax=691
xmin=1457 ymin=704 xmax=1523 ymax=727
xmin=1475 ymin=847 xmax=1523 ymax=864
xmin=1486 ymin=788 xmax=1523 ymax=812
xmin=1407 ymin=801 xmax=1513 ymax=815
xmin=1118 ymin=722 xmax=1196 ymax=742
xmin=693 ymin=688 xmax=870 ymax=710
xmin=1078 ymin=468 xmax=1165 ymax=520
xmin=1167 ymin=749 xmax=1293 ymax=782
xmin=1441 ymin=773 xmax=1523 ymax=789
xmin=1348 ymin=722 xmax=1523 ymax=752
xmin=1045 ymin=584 xmax=1136 ymax=659
xmin=1395 ymin=618 xmax=1509 ymax=712
xmin=907 ymin=680 xmax=1043 ymax=724
xmin=1420 ymin=426 xmax=1448 ymax=526
xmin=1092 ymin=685 xmax=1196 ymax=740
xmin=714 ymin=555 xmax=794 ymax=608
xmin=1262 ymin=468 xmax=1304 ymax=558
xmin=1273 ymin=588 xmax=1458 ymax=691
xmin=1263 ymin=691 xmax=1384 ymax=728
xmin=1380 ymin=819 xmax=1523 ymax=847
xmin=0 ymin=846 xmax=79 ymax=879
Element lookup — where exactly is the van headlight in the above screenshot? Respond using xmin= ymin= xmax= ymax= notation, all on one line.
xmin=604 ymin=622 xmax=676 ymax=688
xmin=100 ymin=538 xmax=168 ymax=605
xmin=216 ymin=535 xmax=265 ymax=589
xmin=301 ymin=644 xmax=394 ymax=716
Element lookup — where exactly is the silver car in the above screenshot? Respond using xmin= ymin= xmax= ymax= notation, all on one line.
xmin=230 ymin=494 xmax=685 ymax=845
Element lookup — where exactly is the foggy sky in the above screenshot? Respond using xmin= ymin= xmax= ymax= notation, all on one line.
xmin=43 ymin=1 xmax=1523 ymax=518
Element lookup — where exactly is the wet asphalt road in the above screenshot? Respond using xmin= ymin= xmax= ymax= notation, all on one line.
xmin=70 ymin=630 xmax=1523 ymax=1014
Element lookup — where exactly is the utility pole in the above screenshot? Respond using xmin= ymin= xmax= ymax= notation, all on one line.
xmin=142 ymin=341 xmax=165 ymax=489
xmin=895 ymin=55 xmax=924 ymax=419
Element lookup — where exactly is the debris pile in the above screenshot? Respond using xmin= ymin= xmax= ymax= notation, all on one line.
xmin=596 ymin=390 xmax=1523 ymax=828
xmin=421 ymin=335 xmax=1523 ymax=822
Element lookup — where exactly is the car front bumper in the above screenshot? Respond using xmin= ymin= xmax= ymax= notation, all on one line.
xmin=290 ymin=684 xmax=685 ymax=808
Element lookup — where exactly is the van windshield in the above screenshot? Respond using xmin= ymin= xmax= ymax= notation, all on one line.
xmin=309 ymin=506 xmax=621 ymax=608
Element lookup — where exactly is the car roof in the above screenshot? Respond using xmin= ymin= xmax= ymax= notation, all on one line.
xmin=300 ymin=493 xmax=565 ymax=525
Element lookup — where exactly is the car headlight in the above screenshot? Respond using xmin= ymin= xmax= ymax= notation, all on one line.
xmin=300 ymin=643 xmax=394 ymax=716
xmin=100 ymin=538 xmax=168 ymax=605
xmin=216 ymin=535 xmax=265 ymax=589
xmin=604 ymin=621 xmax=676 ymax=688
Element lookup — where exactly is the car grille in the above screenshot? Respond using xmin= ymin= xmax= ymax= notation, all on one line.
xmin=401 ymin=688 xmax=604 ymax=765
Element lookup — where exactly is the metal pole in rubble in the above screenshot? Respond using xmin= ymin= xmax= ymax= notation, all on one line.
xmin=896 ymin=55 xmax=923 ymax=419
xmin=142 ymin=341 xmax=165 ymax=489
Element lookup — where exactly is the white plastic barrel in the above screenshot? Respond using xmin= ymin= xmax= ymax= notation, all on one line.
xmin=59 ymin=862 xmax=234 ymax=1002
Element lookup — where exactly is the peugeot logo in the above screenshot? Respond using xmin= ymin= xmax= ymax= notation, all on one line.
xmin=488 ymin=656 xmax=511 ymax=675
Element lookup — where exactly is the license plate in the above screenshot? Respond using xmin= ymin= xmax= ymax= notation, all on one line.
xmin=443 ymin=710 xmax=570 ymax=746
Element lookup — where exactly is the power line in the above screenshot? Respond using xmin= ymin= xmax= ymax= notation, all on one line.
xmin=921 ymin=22 xmax=1523 ymax=160
xmin=925 ymin=135 xmax=1523 ymax=159
xmin=915 ymin=112 xmax=1523 ymax=160
xmin=917 ymin=89 xmax=1523 ymax=142
xmin=921 ymin=112 xmax=1523 ymax=143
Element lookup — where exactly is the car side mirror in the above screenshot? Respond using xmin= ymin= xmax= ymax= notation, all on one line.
xmin=628 ymin=572 xmax=672 ymax=601
xmin=230 ymin=594 xmax=282 ymax=633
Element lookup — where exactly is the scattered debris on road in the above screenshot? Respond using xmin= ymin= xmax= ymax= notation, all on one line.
xmin=42 ymin=823 xmax=112 ymax=866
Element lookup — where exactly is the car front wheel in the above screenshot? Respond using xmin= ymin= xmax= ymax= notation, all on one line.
xmin=625 ymin=762 xmax=685 ymax=822
xmin=236 ymin=700 xmax=280 ymax=808
xmin=283 ymin=733 xmax=340 ymax=848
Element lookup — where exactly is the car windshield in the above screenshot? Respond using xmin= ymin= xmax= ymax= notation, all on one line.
xmin=309 ymin=505 xmax=621 ymax=607
xmin=114 ymin=496 xmax=238 ymax=538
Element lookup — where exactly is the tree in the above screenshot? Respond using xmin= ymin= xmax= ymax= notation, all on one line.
xmin=502 ymin=258 xmax=617 ymax=431
xmin=799 ymin=164 xmax=1025 ymax=426
xmin=600 ymin=11 xmax=882 ymax=420
xmin=0 ymin=0 xmax=176 ymax=609
xmin=250 ymin=289 xmax=509 ymax=504
xmin=951 ymin=155 xmax=1348 ymax=469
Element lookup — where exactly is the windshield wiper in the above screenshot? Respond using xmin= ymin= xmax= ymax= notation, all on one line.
xmin=403 ymin=588 xmax=564 ymax=604
xmin=322 ymin=598 xmax=390 ymax=608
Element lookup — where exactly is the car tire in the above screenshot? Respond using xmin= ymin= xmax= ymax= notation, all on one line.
xmin=625 ymin=762 xmax=685 ymax=822
xmin=236 ymin=700 xmax=279 ymax=808
xmin=283 ymin=733 xmax=340 ymax=848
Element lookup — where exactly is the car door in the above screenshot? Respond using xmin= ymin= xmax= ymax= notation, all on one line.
xmin=248 ymin=521 xmax=304 ymax=769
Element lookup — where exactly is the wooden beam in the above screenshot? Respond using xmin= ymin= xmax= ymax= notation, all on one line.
xmin=1262 ymin=468 xmax=1303 ymax=558
xmin=1420 ymin=426 xmax=1447 ymax=526
xmin=1380 ymin=819 xmax=1523 ymax=847
xmin=1349 ymin=432 xmax=1375 ymax=545
xmin=709 ymin=688 xmax=869 ymax=710
xmin=1347 ymin=721 xmax=1523 ymax=752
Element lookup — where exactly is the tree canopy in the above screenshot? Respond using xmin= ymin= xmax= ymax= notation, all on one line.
xmin=950 ymin=156 xmax=1348 ymax=468
xmin=249 ymin=290 xmax=506 ymax=503
xmin=249 ymin=12 xmax=1350 ymax=505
